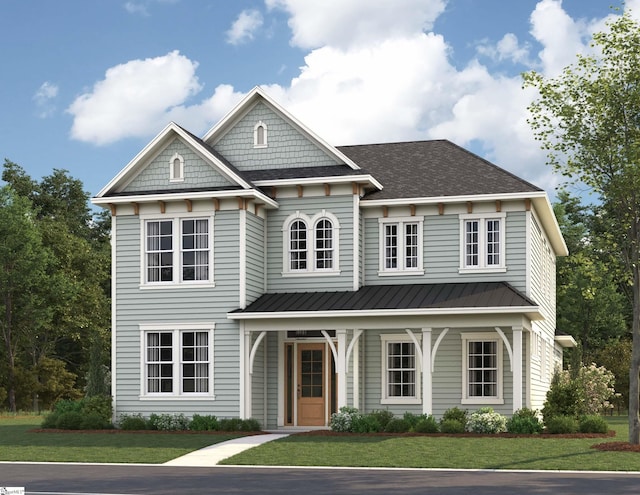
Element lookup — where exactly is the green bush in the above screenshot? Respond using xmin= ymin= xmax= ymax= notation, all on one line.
xmin=189 ymin=414 xmax=219 ymax=431
xmin=467 ymin=407 xmax=507 ymax=434
xmin=368 ymin=410 xmax=395 ymax=430
xmin=506 ymin=408 xmax=543 ymax=434
xmin=384 ymin=418 xmax=410 ymax=433
xmin=330 ymin=406 xmax=362 ymax=432
xmin=351 ymin=414 xmax=382 ymax=433
xmin=56 ymin=411 xmax=85 ymax=430
xmin=53 ymin=399 xmax=83 ymax=415
xmin=218 ymin=418 xmax=243 ymax=431
xmin=441 ymin=407 xmax=468 ymax=430
xmin=42 ymin=396 xmax=113 ymax=429
xmin=118 ymin=414 xmax=148 ymax=430
xmin=579 ymin=415 xmax=609 ymax=434
xmin=440 ymin=419 xmax=465 ymax=434
xmin=545 ymin=415 xmax=579 ymax=434
xmin=542 ymin=372 xmax=582 ymax=422
xmin=41 ymin=412 xmax=59 ymax=429
xmin=81 ymin=413 xmax=112 ymax=430
xmin=239 ymin=418 xmax=261 ymax=431
xmin=414 ymin=415 xmax=439 ymax=433
xmin=81 ymin=395 xmax=112 ymax=424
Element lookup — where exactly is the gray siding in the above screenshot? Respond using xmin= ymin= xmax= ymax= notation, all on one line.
xmin=245 ymin=212 xmax=266 ymax=304
xmin=113 ymin=211 xmax=243 ymax=419
xmin=213 ymin=102 xmax=341 ymax=171
xmin=123 ymin=138 xmax=235 ymax=193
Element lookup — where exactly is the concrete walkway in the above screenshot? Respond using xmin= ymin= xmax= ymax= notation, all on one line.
xmin=164 ymin=433 xmax=289 ymax=467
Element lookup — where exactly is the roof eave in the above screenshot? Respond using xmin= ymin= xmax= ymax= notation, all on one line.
xmin=555 ymin=334 xmax=578 ymax=348
xmin=252 ymin=174 xmax=383 ymax=190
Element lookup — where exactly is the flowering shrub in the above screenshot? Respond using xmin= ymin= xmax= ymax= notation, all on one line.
xmin=149 ymin=413 xmax=190 ymax=431
xmin=330 ymin=406 xmax=362 ymax=432
xmin=467 ymin=407 xmax=507 ymax=434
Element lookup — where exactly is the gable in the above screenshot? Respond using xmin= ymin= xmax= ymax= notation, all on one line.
xmin=121 ymin=137 xmax=237 ymax=194
xmin=211 ymin=100 xmax=343 ymax=172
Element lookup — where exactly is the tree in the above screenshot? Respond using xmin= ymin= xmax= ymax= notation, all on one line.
xmin=524 ymin=11 xmax=640 ymax=443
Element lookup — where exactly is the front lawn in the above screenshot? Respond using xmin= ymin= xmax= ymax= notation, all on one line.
xmin=221 ymin=416 xmax=640 ymax=471
xmin=0 ymin=415 xmax=244 ymax=464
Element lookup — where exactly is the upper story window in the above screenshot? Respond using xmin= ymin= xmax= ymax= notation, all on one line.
xmin=459 ymin=213 xmax=506 ymax=272
xmin=378 ymin=217 xmax=424 ymax=276
xmin=143 ymin=216 xmax=213 ymax=286
xmin=461 ymin=332 xmax=503 ymax=405
xmin=283 ymin=211 xmax=340 ymax=276
xmin=170 ymin=153 xmax=184 ymax=182
xmin=254 ymin=121 xmax=268 ymax=148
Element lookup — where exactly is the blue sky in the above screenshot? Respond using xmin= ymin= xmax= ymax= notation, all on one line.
xmin=0 ymin=0 xmax=630 ymax=199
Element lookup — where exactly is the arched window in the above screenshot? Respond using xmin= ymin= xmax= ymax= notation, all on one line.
xmin=315 ymin=218 xmax=333 ymax=269
xmin=254 ymin=121 xmax=268 ymax=148
xmin=289 ymin=219 xmax=307 ymax=271
xmin=170 ymin=153 xmax=184 ymax=182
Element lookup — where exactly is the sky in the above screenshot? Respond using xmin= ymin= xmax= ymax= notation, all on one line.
xmin=0 ymin=0 xmax=634 ymax=201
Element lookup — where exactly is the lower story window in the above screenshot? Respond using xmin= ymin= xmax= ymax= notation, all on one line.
xmin=141 ymin=324 xmax=214 ymax=397
xmin=381 ymin=334 xmax=421 ymax=404
xmin=461 ymin=333 xmax=503 ymax=404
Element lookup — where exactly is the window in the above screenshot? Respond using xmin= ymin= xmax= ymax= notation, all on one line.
xmin=143 ymin=216 xmax=212 ymax=285
xmin=460 ymin=213 xmax=505 ymax=271
xmin=254 ymin=121 xmax=268 ymax=148
xmin=141 ymin=325 xmax=214 ymax=397
xmin=461 ymin=333 xmax=503 ymax=404
xmin=381 ymin=334 xmax=421 ymax=404
xmin=170 ymin=153 xmax=184 ymax=182
xmin=378 ymin=217 xmax=423 ymax=275
xmin=283 ymin=211 xmax=340 ymax=275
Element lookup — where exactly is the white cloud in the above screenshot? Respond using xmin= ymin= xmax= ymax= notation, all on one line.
xmin=33 ymin=81 xmax=59 ymax=118
xmin=477 ymin=33 xmax=532 ymax=66
xmin=124 ymin=2 xmax=149 ymax=16
xmin=265 ymin=0 xmax=446 ymax=49
xmin=226 ymin=9 xmax=264 ymax=45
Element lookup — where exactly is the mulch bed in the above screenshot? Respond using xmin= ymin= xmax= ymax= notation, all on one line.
xmin=591 ymin=441 xmax=640 ymax=452
xmin=293 ymin=429 xmax=617 ymax=439
xmin=29 ymin=428 xmax=267 ymax=436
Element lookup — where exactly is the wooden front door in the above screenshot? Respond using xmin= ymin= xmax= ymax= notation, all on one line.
xmin=297 ymin=343 xmax=326 ymax=426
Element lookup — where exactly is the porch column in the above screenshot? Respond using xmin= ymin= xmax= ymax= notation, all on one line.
xmin=241 ymin=328 xmax=252 ymax=419
xmin=422 ymin=328 xmax=432 ymax=415
xmin=336 ymin=329 xmax=347 ymax=409
xmin=512 ymin=326 xmax=523 ymax=412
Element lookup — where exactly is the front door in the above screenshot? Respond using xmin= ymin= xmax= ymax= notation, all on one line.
xmin=297 ymin=343 xmax=326 ymax=426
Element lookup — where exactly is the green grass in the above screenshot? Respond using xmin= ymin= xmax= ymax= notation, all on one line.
xmin=0 ymin=415 xmax=244 ymax=464
xmin=221 ymin=416 xmax=640 ymax=471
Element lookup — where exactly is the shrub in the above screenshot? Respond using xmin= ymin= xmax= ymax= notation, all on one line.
xmin=149 ymin=413 xmax=190 ymax=431
xmin=368 ymin=410 xmax=394 ymax=431
xmin=330 ymin=406 xmax=362 ymax=433
xmin=218 ymin=418 xmax=243 ymax=431
xmin=542 ymin=371 xmax=582 ymax=422
xmin=384 ymin=418 xmax=410 ymax=433
xmin=414 ymin=415 xmax=439 ymax=433
xmin=579 ymin=415 xmax=609 ymax=434
xmin=53 ymin=399 xmax=83 ymax=415
xmin=81 ymin=413 xmax=112 ymax=430
xmin=467 ymin=407 xmax=507 ymax=434
xmin=239 ymin=418 xmax=261 ymax=431
xmin=41 ymin=413 xmax=59 ymax=429
xmin=81 ymin=395 xmax=112 ymax=424
xmin=119 ymin=413 xmax=148 ymax=430
xmin=506 ymin=408 xmax=543 ymax=434
xmin=351 ymin=414 xmax=382 ymax=433
xmin=440 ymin=419 xmax=465 ymax=434
xmin=545 ymin=415 xmax=579 ymax=434
xmin=56 ymin=411 xmax=85 ymax=430
xmin=441 ymin=407 xmax=468 ymax=430
xmin=189 ymin=414 xmax=219 ymax=431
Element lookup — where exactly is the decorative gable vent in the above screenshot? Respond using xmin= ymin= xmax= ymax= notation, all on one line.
xmin=170 ymin=153 xmax=184 ymax=182
xmin=254 ymin=121 xmax=268 ymax=148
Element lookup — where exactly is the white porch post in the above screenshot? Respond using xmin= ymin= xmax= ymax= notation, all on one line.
xmin=513 ymin=326 xmax=523 ymax=412
xmin=336 ymin=329 xmax=347 ymax=409
xmin=241 ymin=329 xmax=252 ymax=419
xmin=422 ymin=328 xmax=432 ymax=415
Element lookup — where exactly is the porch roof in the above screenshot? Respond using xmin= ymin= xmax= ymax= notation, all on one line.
xmin=229 ymin=282 xmax=540 ymax=320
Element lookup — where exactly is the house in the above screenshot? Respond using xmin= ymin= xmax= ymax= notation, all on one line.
xmin=92 ymin=86 xmax=572 ymax=428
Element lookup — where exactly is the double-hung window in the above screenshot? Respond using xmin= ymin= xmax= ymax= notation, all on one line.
xmin=381 ymin=334 xmax=421 ymax=404
xmin=461 ymin=332 xmax=503 ymax=404
xmin=379 ymin=217 xmax=423 ymax=275
xmin=142 ymin=324 xmax=214 ymax=398
xmin=460 ymin=213 xmax=505 ymax=272
xmin=284 ymin=211 xmax=340 ymax=275
xmin=144 ymin=216 xmax=213 ymax=285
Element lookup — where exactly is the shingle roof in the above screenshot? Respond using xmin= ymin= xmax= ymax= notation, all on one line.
xmin=231 ymin=282 xmax=537 ymax=315
xmin=337 ymin=140 xmax=542 ymax=201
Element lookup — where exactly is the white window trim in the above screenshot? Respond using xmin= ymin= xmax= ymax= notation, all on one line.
xmin=378 ymin=216 xmax=424 ymax=276
xmin=169 ymin=152 xmax=184 ymax=182
xmin=139 ymin=323 xmax=215 ymax=399
xmin=253 ymin=121 xmax=268 ymax=148
xmin=282 ymin=211 xmax=341 ymax=276
xmin=140 ymin=213 xmax=215 ymax=288
xmin=459 ymin=213 xmax=506 ymax=273
xmin=380 ymin=334 xmax=422 ymax=405
xmin=461 ymin=332 xmax=504 ymax=405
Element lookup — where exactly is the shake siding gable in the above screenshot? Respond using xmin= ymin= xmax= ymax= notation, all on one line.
xmin=122 ymin=138 xmax=236 ymax=193
xmin=213 ymin=101 xmax=342 ymax=171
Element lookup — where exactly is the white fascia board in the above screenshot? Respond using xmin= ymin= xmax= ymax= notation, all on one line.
xmin=228 ymin=306 xmax=543 ymax=321
xmin=252 ymin=174 xmax=383 ymax=190
xmin=92 ymin=188 xmax=279 ymax=208
xmin=203 ymin=86 xmax=361 ymax=171
xmin=555 ymin=334 xmax=578 ymax=348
